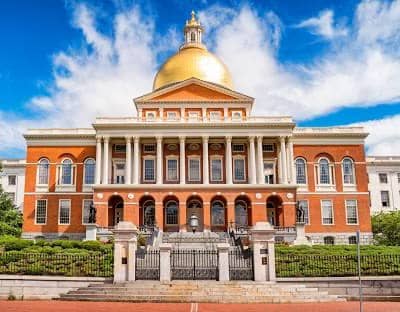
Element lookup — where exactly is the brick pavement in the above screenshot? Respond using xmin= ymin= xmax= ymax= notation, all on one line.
xmin=1 ymin=301 xmax=400 ymax=312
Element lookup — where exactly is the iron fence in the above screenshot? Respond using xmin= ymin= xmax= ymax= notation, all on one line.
xmin=228 ymin=248 xmax=253 ymax=280
xmin=0 ymin=250 xmax=113 ymax=277
xmin=171 ymin=249 xmax=218 ymax=280
xmin=135 ymin=248 xmax=160 ymax=280
xmin=276 ymin=254 xmax=400 ymax=277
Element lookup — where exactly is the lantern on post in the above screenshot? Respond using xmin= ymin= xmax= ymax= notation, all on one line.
xmin=189 ymin=214 xmax=199 ymax=233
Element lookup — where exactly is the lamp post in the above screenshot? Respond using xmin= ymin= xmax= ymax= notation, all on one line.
xmin=189 ymin=214 xmax=199 ymax=233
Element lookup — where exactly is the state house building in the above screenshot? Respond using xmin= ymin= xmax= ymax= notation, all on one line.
xmin=22 ymin=13 xmax=372 ymax=244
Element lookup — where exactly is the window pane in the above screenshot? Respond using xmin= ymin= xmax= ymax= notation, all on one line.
xmin=296 ymin=159 xmax=306 ymax=184
xmin=166 ymin=201 xmax=178 ymax=225
xmin=319 ymin=160 xmax=330 ymax=184
xmin=84 ymin=159 xmax=95 ymax=184
xmin=324 ymin=237 xmax=335 ymax=245
xmin=235 ymin=201 xmax=248 ymax=226
xmin=212 ymin=201 xmax=225 ymax=225
xmin=234 ymin=158 xmax=245 ymax=181
xmin=36 ymin=200 xmax=47 ymax=224
xmin=349 ymin=236 xmax=357 ymax=244
xmin=61 ymin=160 xmax=72 ymax=185
xmin=346 ymin=200 xmax=358 ymax=224
xmin=82 ymin=200 xmax=92 ymax=224
xmin=143 ymin=201 xmax=155 ymax=226
xmin=59 ymin=200 xmax=70 ymax=224
xmin=379 ymin=173 xmax=388 ymax=183
xmin=343 ymin=159 xmax=354 ymax=184
xmin=381 ymin=191 xmax=390 ymax=207
xmin=8 ymin=175 xmax=16 ymax=185
xmin=144 ymin=159 xmax=155 ymax=181
xmin=211 ymin=159 xmax=222 ymax=181
xmin=264 ymin=162 xmax=274 ymax=184
xmin=38 ymin=160 xmax=49 ymax=184
xmin=167 ymin=159 xmax=178 ymax=181
xmin=322 ymin=200 xmax=333 ymax=224
xmin=189 ymin=159 xmax=200 ymax=181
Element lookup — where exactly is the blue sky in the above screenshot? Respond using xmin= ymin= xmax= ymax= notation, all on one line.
xmin=1 ymin=0 xmax=400 ymax=158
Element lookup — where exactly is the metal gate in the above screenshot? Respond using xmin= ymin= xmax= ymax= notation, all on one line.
xmin=135 ymin=248 xmax=160 ymax=280
xmin=171 ymin=249 xmax=219 ymax=280
xmin=228 ymin=248 xmax=254 ymax=280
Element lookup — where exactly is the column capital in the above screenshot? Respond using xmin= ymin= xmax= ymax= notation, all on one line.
xmin=248 ymin=136 xmax=255 ymax=142
xmin=125 ymin=136 xmax=132 ymax=143
xmin=133 ymin=136 xmax=140 ymax=143
xmin=256 ymin=135 xmax=263 ymax=143
xmin=202 ymin=135 xmax=209 ymax=142
xmin=279 ymin=136 xmax=286 ymax=143
xmin=286 ymin=136 xmax=293 ymax=143
xmin=103 ymin=135 xmax=110 ymax=142
xmin=179 ymin=136 xmax=186 ymax=142
xmin=156 ymin=136 xmax=163 ymax=143
xmin=96 ymin=136 xmax=102 ymax=143
xmin=225 ymin=135 xmax=232 ymax=143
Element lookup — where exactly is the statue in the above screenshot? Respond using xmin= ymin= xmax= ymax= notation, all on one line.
xmin=88 ymin=203 xmax=97 ymax=224
xmin=296 ymin=203 xmax=305 ymax=223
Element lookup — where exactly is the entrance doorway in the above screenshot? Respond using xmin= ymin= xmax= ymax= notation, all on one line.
xmin=139 ymin=196 xmax=156 ymax=227
xmin=266 ymin=195 xmax=283 ymax=226
xmin=186 ymin=196 xmax=203 ymax=232
xmin=108 ymin=195 xmax=124 ymax=227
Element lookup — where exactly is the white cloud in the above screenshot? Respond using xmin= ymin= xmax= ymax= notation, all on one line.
xmin=296 ymin=10 xmax=348 ymax=39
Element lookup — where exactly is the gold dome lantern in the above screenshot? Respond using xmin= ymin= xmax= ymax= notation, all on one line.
xmin=153 ymin=11 xmax=234 ymax=90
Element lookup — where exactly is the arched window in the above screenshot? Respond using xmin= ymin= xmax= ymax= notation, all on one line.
xmin=319 ymin=158 xmax=331 ymax=185
xmin=295 ymin=158 xmax=307 ymax=184
xmin=165 ymin=200 xmax=178 ymax=225
xmin=83 ymin=158 xmax=95 ymax=185
xmin=143 ymin=200 xmax=155 ymax=226
xmin=37 ymin=158 xmax=49 ymax=185
xmin=324 ymin=236 xmax=335 ymax=245
xmin=211 ymin=200 xmax=225 ymax=225
xmin=235 ymin=200 xmax=248 ymax=226
xmin=342 ymin=158 xmax=355 ymax=185
xmin=60 ymin=158 xmax=73 ymax=185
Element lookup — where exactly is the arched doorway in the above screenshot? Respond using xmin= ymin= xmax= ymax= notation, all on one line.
xmin=186 ymin=196 xmax=203 ymax=232
xmin=210 ymin=196 xmax=227 ymax=232
xmin=139 ymin=196 xmax=155 ymax=227
xmin=266 ymin=195 xmax=283 ymax=226
xmin=234 ymin=196 xmax=252 ymax=228
xmin=163 ymin=196 xmax=179 ymax=232
xmin=108 ymin=195 xmax=124 ymax=227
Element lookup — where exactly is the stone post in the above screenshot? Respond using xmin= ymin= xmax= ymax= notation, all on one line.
xmin=294 ymin=222 xmax=311 ymax=245
xmin=249 ymin=222 xmax=276 ymax=282
xmin=112 ymin=221 xmax=138 ymax=283
xmin=217 ymin=243 xmax=230 ymax=281
xmin=160 ymin=243 xmax=172 ymax=282
xmin=85 ymin=224 xmax=97 ymax=241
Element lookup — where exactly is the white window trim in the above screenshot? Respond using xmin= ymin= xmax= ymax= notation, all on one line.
xmin=58 ymin=199 xmax=71 ymax=225
xmin=210 ymin=155 xmax=223 ymax=182
xmin=315 ymin=158 xmax=336 ymax=192
xmin=142 ymin=155 xmax=156 ymax=182
xmin=145 ymin=111 xmax=156 ymax=121
xmin=82 ymin=199 xmax=93 ymax=225
xmin=36 ymin=158 xmax=50 ymax=192
xmin=345 ymin=199 xmax=359 ymax=225
xmin=298 ymin=199 xmax=310 ymax=225
xmin=166 ymin=156 xmax=179 ymax=182
xmin=55 ymin=158 xmax=76 ymax=192
xmin=210 ymin=111 xmax=222 ymax=121
xmin=35 ymin=199 xmax=47 ymax=225
xmin=188 ymin=111 xmax=200 ymax=121
xmin=321 ymin=199 xmax=334 ymax=225
xmin=381 ymin=190 xmax=390 ymax=208
xmin=378 ymin=172 xmax=388 ymax=184
xmin=233 ymin=155 xmax=246 ymax=182
xmin=295 ymin=157 xmax=308 ymax=186
xmin=165 ymin=200 xmax=179 ymax=225
xmin=83 ymin=158 xmax=96 ymax=186
xmin=342 ymin=158 xmax=356 ymax=191
xmin=231 ymin=110 xmax=243 ymax=121
xmin=263 ymin=159 xmax=276 ymax=184
xmin=188 ymin=156 xmax=201 ymax=182
xmin=143 ymin=144 xmax=156 ymax=153
xmin=166 ymin=111 xmax=178 ymax=121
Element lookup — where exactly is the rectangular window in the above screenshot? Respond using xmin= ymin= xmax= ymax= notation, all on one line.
xmin=188 ymin=111 xmax=199 ymax=121
xmin=211 ymin=158 xmax=223 ymax=181
xmin=231 ymin=111 xmax=242 ymax=120
xmin=167 ymin=111 xmax=178 ymax=120
xmin=188 ymin=158 xmax=200 ymax=182
xmin=114 ymin=144 xmax=126 ymax=153
xmin=6 ymin=192 xmax=15 ymax=202
xmin=143 ymin=158 xmax=155 ymax=182
xmin=145 ymin=111 xmax=156 ymax=121
xmin=167 ymin=158 xmax=178 ymax=181
xmin=297 ymin=200 xmax=309 ymax=224
xmin=8 ymin=175 xmax=16 ymax=185
xmin=233 ymin=158 xmax=246 ymax=181
xmin=346 ymin=200 xmax=358 ymax=224
xmin=381 ymin=191 xmax=390 ymax=207
xmin=35 ymin=200 xmax=47 ymax=224
xmin=262 ymin=144 xmax=274 ymax=152
xmin=59 ymin=200 xmax=71 ymax=225
xmin=232 ymin=144 xmax=245 ymax=152
xmin=264 ymin=162 xmax=274 ymax=184
xmin=82 ymin=199 xmax=93 ymax=224
xmin=210 ymin=111 xmax=221 ymax=121
xmin=143 ymin=144 xmax=156 ymax=153
xmin=379 ymin=173 xmax=388 ymax=183
xmin=321 ymin=200 xmax=334 ymax=225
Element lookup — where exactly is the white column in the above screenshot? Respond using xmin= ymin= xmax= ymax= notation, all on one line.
xmin=287 ymin=137 xmax=295 ymax=184
xmin=133 ymin=137 xmax=140 ymax=184
xmin=280 ymin=136 xmax=287 ymax=184
xmin=180 ymin=136 xmax=186 ymax=184
xmin=180 ymin=107 xmax=185 ymax=122
xmin=125 ymin=136 xmax=132 ymax=184
xmin=202 ymin=136 xmax=209 ymax=184
xmin=202 ymin=107 xmax=207 ymax=121
xmin=159 ymin=108 xmax=164 ymax=121
xmin=249 ymin=136 xmax=257 ymax=184
xmin=257 ymin=136 xmax=264 ymax=184
xmin=226 ymin=136 xmax=233 ymax=184
xmin=138 ymin=108 xmax=143 ymax=121
xmin=102 ymin=136 xmax=109 ymax=184
xmin=156 ymin=136 xmax=163 ymax=184
xmin=95 ymin=136 xmax=102 ymax=184
xmin=224 ymin=107 xmax=228 ymax=121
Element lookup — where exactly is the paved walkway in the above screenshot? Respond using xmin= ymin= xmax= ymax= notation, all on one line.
xmin=1 ymin=301 xmax=400 ymax=312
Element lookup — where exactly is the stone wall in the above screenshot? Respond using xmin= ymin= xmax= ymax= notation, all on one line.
xmin=0 ymin=275 xmax=110 ymax=300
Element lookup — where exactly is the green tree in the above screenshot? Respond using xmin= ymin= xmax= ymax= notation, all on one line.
xmin=0 ymin=165 xmax=23 ymax=236
xmin=372 ymin=211 xmax=400 ymax=245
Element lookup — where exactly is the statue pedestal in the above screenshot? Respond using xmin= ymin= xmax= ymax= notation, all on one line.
xmin=85 ymin=224 xmax=98 ymax=241
xmin=293 ymin=222 xmax=311 ymax=245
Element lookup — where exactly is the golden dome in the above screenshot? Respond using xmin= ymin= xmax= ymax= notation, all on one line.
xmin=153 ymin=12 xmax=233 ymax=91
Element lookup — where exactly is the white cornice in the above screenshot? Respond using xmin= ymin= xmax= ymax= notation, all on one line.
xmin=293 ymin=127 xmax=368 ymax=145
xmin=93 ymin=183 xmax=298 ymax=190
xmin=24 ymin=128 xmax=96 ymax=146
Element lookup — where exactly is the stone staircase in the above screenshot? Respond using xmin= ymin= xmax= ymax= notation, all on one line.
xmin=58 ymin=281 xmax=345 ymax=303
